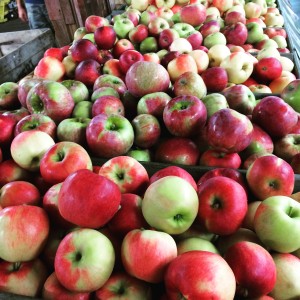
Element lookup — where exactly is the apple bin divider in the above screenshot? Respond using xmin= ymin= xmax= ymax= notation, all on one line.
xmin=2 ymin=0 xmax=300 ymax=299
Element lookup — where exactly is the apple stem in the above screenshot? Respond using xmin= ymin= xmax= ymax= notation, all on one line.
xmin=12 ymin=262 xmax=21 ymax=271
xmin=287 ymin=206 xmax=294 ymax=217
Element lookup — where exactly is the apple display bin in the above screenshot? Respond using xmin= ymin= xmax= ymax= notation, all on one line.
xmin=91 ymin=157 xmax=300 ymax=194
xmin=0 ymin=28 xmax=55 ymax=84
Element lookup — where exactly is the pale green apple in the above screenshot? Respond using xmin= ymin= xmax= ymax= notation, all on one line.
xmin=142 ymin=176 xmax=199 ymax=234
xmin=254 ymin=196 xmax=300 ymax=253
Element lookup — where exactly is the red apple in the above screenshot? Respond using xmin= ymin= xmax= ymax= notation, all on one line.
xmin=0 ymin=259 xmax=48 ymax=298
xmin=125 ymin=61 xmax=170 ymax=97
xmin=201 ymin=66 xmax=228 ymax=92
xmin=92 ymin=95 xmax=125 ymax=117
xmin=33 ymin=57 xmax=65 ymax=81
xmin=155 ymin=137 xmax=200 ymax=166
xmin=14 ymin=113 xmax=57 ymax=139
xmin=163 ymin=95 xmax=207 ymax=137
xmin=164 ymin=251 xmax=236 ymax=299
xmin=86 ymin=114 xmax=134 ymax=158
xmin=121 ymin=229 xmax=177 ymax=283
xmin=94 ymin=25 xmax=117 ymax=50
xmin=224 ymin=241 xmax=277 ymax=298
xmin=119 ymin=49 xmax=144 ymax=74
xmin=0 ymin=205 xmax=49 ymax=262
xmin=58 ymin=169 xmax=121 ymax=228
xmin=131 ymin=113 xmax=161 ymax=149
xmin=246 ymin=154 xmax=295 ymax=200
xmin=153 ymin=160 xmax=199 ymax=188
xmin=197 ymin=176 xmax=248 ymax=235
xmin=252 ymin=96 xmax=298 ymax=138
xmin=222 ymin=22 xmax=248 ymax=46
xmin=107 ymin=194 xmax=148 ymax=237
xmin=44 ymin=47 xmax=64 ymax=61
xmin=254 ymin=56 xmax=283 ymax=83
xmin=0 ymin=180 xmax=40 ymax=207
xmin=75 ymin=59 xmax=102 ymax=87
xmin=197 ymin=167 xmax=247 ymax=191
xmin=206 ymin=108 xmax=253 ymax=153
xmin=85 ymin=15 xmax=109 ymax=33
xmin=40 ymin=141 xmax=93 ymax=185
xmin=42 ymin=272 xmax=91 ymax=300
xmin=98 ymin=156 xmax=149 ymax=195
xmin=0 ymin=159 xmax=31 ymax=188
xmin=112 ymin=38 xmax=135 ymax=58
xmin=199 ymin=149 xmax=241 ymax=169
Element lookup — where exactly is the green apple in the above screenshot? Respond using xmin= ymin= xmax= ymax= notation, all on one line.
xmin=246 ymin=22 xmax=264 ymax=44
xmin=113 ymin=19 xmax=135 ymax=39
xmin=61 ymin=80 xmax=89 ymax=104
xmin=139 ymin=36 xmax=158 ymax=54
xmin=270 ymin=253 xmax=300 ymax=299
xmin=177 ymin=237 xmax=220 ymax=255
xmin=281 ymin=79 xmax=300 ymax=113
xmin=204 ymin=32 xmax=226 ymax=49
xmin=57 ymin=117 xmax=91 ymax=144
xmin=202 ymin=93 xmax=229 ymax=118
xmin=72 ymin=101 xmax=92 ymax=118
xmin=55 ymin=228 xmax=115 ymax=292
xmin=172 ymin=23 xmax=195 ymax=38
xmin=142 ymin=176 xmax=199 ymax=234
xmin=82 ymin=33 xmax=95 ymax=44
xmin=254 ymin=196 xmax=300 ymax=253
xmin=91 ymin=87 xmax=120 ymax=102
xmin=126 ymin=148 xmax=152 ymax=162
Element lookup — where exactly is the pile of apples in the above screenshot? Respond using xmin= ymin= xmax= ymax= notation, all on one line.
xmin=1 ymin=0 xmax=300 ymax=298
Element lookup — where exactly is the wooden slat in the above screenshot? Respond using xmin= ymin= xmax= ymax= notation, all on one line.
xmin=60 ymin=0 xmax=76 ymax=24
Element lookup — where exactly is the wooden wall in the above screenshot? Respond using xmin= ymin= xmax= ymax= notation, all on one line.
xmin=45 ymin=0 xmax=124 ymax=47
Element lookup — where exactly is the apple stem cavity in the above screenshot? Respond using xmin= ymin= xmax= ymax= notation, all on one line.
xmin=211 ymin=197 xmax=222 ymax=210
xmin=74 ymin=251 xmax=82 ymax=262
xmin=173 ymin=214 xmax=183 ymax=222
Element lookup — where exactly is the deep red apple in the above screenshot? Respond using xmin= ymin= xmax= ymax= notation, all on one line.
xmin=94 ymin=25 xmax=117 ymax=50
xmin=201 ymin=67 xmax=228 ymax=92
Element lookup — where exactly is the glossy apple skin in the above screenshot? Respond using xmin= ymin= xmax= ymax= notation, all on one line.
xmin=0 ymin=259 xmax=48 ymax=298
xmin=197 ymin=167 xmax=247 ymax=192
xmin=18 ymin=77 xmax=43 ymax=108
xmin=164 ymin=251 xmax=236 ymax=299
xmin=281 ymin=79 xmax=300 ymax=113
xmin=206 ymin=108 xmax=253 ymax=153
xmin=121 ymin=229 xmax=177 ymax=283
xmin=0 ymin=181 xmax=40 ymax=207
xmin=95 ymin=272 xmax=152 ymax=300
xmin=224 ymin=241 xmax=277 ymax=298
xmin=0 ymin=205 xmax=49 ymax=262
xmin=75 ymin=59 xmax=102 ymax=88
xmin=201 ymin=67 xmax=228 ymax=92
xmin=33 ymin=57 xmax=65 ymax=81
xmin=84 ymin=15 xmax=109 ymax=33
xmin=149 ymin=165 xmax=197 ymax=191
xmin=155 ymin=137 xmax=200 ymax=166
xmin=42 ymin=182 xmax=75 ymax=229
xmin=107 ymin=194 xmax=148 ymax=237
xmin=42 ymin=272 xmax=91 ymax=300
xmin=119 ymin=49 xmax=144 ymax=74
xmin=86 ymin=114 xmax=134 ymax=158
xmin=254 ymin=57 xmax=283 ymax=84
xmin=14 ymin=113 xmax=57 ymax=139
xmin=0 ymin=159 xmax=31 ymax=188
xmin=241 ymin=123 xmax=274 ymax=160
xmin=197 ymin=176 xmax=248 ymax=235
xmin=131 ymin=114 xmax=161 ymax=149
xmin=199 ymin=149 xmax=241 ymax=169
xmin=125 ymin=61 xmax=170 ymax=97
xmin=54 ymin=228 xmax=115 ymax=292
xmin=246 ymin=155 xmax=295 ymax=200
xmin=26 ymin=81 xmax=75 ymax=124
xmin=163 ymin=95 xmax=207 ymax=137
xmin=92 ymin=95 xmax=125 ymax=117
xmin=222 ymin=22 xmax=248 ymax=46
xmin=0 ymin=114 xmax=18 ymax=147
xmin=58 ymin=169 xmax=121 ymax=228
xmin=94 ymin=25 xmax=117 ymax=50
xmin=98 ymin=156 xmax=149 ymax=195
xmin=252 ymin=96 xmax=298 ymax=138
xmin=40 ymin=141 xmax=93 ymax=185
